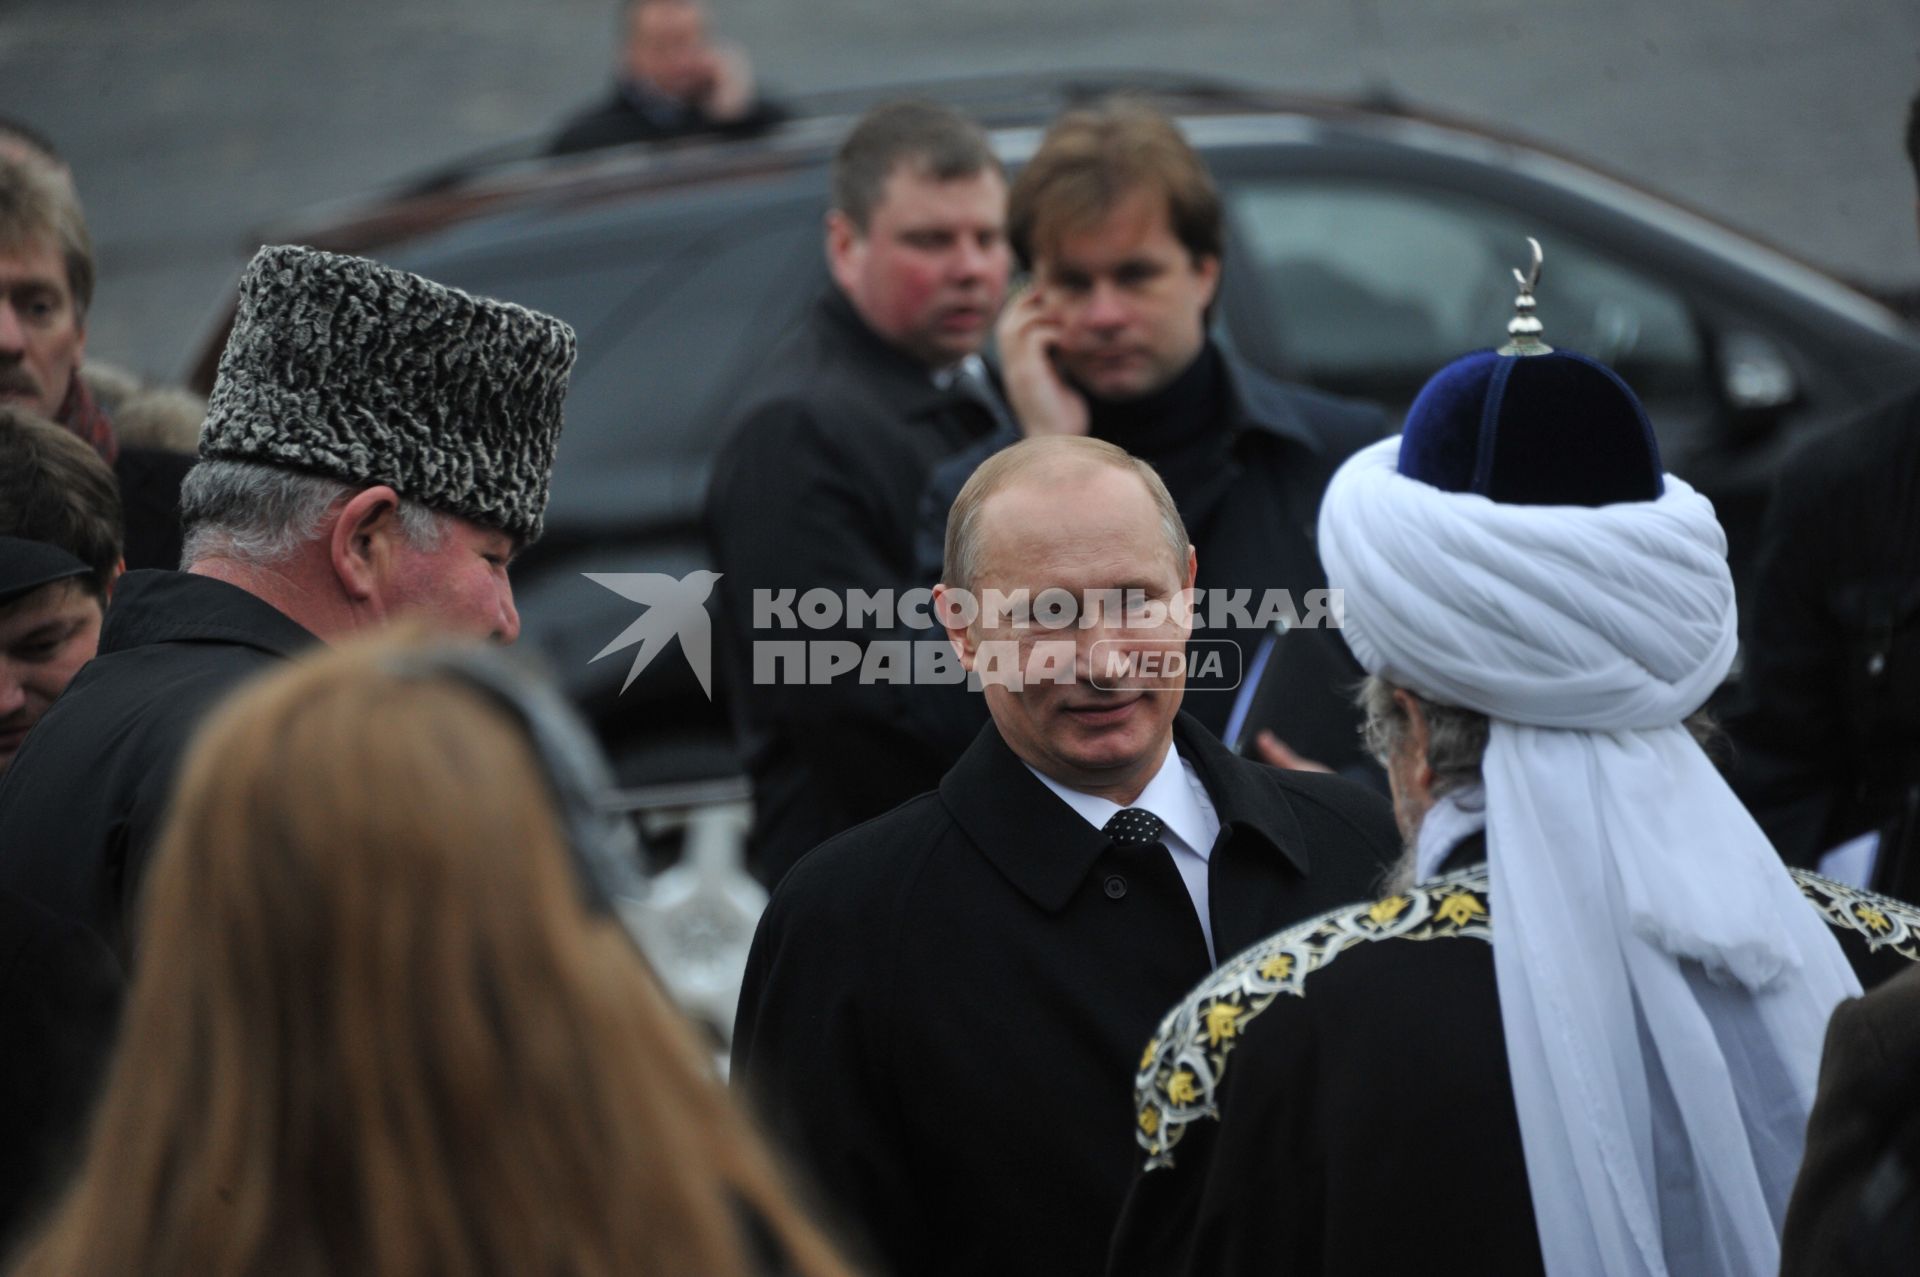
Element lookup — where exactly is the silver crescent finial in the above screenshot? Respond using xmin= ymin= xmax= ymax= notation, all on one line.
xmin=1498 ymin=236 xmax=1553 ymax=356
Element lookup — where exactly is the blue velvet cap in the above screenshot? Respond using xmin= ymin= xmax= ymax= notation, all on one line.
xmin=1397 ymin=347 xmax=1664 ymax=506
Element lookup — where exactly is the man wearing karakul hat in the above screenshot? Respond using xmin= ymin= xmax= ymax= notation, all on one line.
xmin=1105 ymin=248 xmax=1920 ymax=1277
xmin=0 ymin=244 xmax=576 ymax=968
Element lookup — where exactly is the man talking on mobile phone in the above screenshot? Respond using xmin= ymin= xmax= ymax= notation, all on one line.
xmin=918 ymin=99 xmax=1390 ymax=775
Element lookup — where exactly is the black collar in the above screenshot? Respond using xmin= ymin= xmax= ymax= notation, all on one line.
xmin=813 ymin=288 xmax=960 ymax=420
xmin=1217 ymin=347 xmax=1327 ymax=457
xmin=939 ymin=712 xmax=1310 ymax=912
xmin=100 ymin=570 xmax=319 ymax=659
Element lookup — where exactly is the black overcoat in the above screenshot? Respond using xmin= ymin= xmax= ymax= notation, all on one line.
xmin=729 ymin=712 xmax=1399 ymax=1277
xmin=0 ymin=570 xmax=316 ymax=961
xmin=0 ymin=570 xmax=315 ymax=1241
xmin=705 ymin=289 xmax=1001 ymax=883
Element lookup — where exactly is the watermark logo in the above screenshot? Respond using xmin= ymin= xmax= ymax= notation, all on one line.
xmin=586 ymin=571 xmax=723 ymax=698
xmin=587 ymin=580 xmax=1335 ymax=697
xmin=1090 ymin=639 xmax=1241 ymax=691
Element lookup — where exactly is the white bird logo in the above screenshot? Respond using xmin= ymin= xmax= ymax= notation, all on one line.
xmin=584 ymin=570 xmax=724 ymax=698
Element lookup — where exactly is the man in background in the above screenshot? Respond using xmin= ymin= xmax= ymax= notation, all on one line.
xmin=0 ymin=409 xmax=123 ymax=777
xmin=550 ymin=0 xmax=784 ymax=154
xmin=1727 ymin=89 xmax=1920 ymax=895
xmin=0 ymin=148 xmax=201 ymax=569
xmin=706 ymin=100 xmax=1010 ymax=883
xmin=917 ymin=100 xmax=1388 ymax=775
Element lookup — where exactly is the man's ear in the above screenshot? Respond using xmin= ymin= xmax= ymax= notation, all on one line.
xmin=1392 ymin=688 xmax=1434 ymax=790
xmin=1192 ymin=253 xmax=1222 ymax=311
xmin=329 ymin=486 xmax=405 ymax=603
xmin=104 ymin=558 xmax=124 ymax=602
xmin=825 ymin=209 xmax=862 ymax=295
xmin=934 ymin=582 xmax=978 ymax=671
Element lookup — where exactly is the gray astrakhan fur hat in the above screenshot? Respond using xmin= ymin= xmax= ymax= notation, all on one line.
xmin=199 ymin=244 xmax=577 ymax=542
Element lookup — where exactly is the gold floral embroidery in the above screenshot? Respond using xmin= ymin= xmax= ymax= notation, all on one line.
xmin=1204 ymin=1002 xmax=1244 ymax=1046
xmin=1367 ymin=896 xmax=1410 ymax=926
xmin=1793 ymin=871 xmax=1920 ymax=958
xmin=1135 ymin=867 xmax=1920 ymax=1174
xmin=1258 ymin=953 xmax=1293 ymax=981
xmin=1135 ymin=867 xmax=1492 ymax=1171
xmin=1436 ymin=892 xmax=1488 ymax=928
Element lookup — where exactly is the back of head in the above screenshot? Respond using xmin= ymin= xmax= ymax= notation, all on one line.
xmin=1008 ymin=97 xmax=1220 ymax=271
xmin=1321 ymin=246 xmax=1844 ymax=1277
xmin=831 ymin=99 xmax=1001 ymax=231
xmin=0 ymin=406 xmax=122 ymax=598
xmin=10 ymin=633 xmax=850 ymax=1277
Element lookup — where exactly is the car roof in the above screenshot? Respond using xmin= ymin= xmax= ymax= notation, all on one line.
xmin=192 ymin=70 xmax=1911 ymax=394
xmin=253 ymin=70 xmax=1620 ymax=258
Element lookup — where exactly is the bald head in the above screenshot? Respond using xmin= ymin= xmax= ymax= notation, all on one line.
xmin=942 ymin=436 xmax=1186 ymax=593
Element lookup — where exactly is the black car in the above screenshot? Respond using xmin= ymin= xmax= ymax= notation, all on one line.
xmin=197 ymin=73 xmax=1920 ymax=792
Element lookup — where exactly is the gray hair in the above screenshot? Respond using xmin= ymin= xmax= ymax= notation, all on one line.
xmin=179 ymin=460 xmax=445 ymax=569
xmin=1358 ymin=674 xmax=1728 ymax=794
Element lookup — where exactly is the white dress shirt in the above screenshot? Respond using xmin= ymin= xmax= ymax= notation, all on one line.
xmin=1026 ymin=744 xmax=1223 ymax=962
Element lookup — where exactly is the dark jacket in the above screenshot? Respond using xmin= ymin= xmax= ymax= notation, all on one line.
xmin=705 ymin=289 xmax=1002 ymax=884
xmin=917 ymin=345 xmax=1391 ymax=766
xmin=1110 ymin=842 xmax=1920 ymax=1277
xmin=549 ymin=81 xmax=785 ymax=155
xmin=1781 ymin=961 xmax=1920 ymax=1276
xmin=0 ymin=570 xmax=316 ymax=963
xmin=0 ymin=886 xmax=121 ymax=1252
xmin=1727 ymin=386 xmax=1920 ymax=881
xmin=730 ymin=712 xmax=1400 ymax=1277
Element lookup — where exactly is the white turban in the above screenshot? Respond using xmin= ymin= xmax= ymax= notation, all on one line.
xmin=1320 ymin=436 xmax=1860 ymax=1277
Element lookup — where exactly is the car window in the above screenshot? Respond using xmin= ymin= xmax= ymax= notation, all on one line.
xmin=390 ymin=188 xmax=828 ymax=534
xmin=1224 ymin=179 xmax=1706 ymax=406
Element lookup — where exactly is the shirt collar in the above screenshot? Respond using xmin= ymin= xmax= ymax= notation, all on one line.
xmin=1022 ymin=742 xmax=1220 ymax=861
xmin=929 ymin=353 xmax=987 ymax=391
xmin=1414 ymin=784 xmax=1487 ymax=882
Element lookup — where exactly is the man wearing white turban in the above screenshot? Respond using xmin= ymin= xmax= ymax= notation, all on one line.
xmin=1104 ymin=261 xmax=1920 ymax=1277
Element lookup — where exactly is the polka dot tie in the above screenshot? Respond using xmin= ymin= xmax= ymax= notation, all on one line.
xmin=1104 ymin=808 xmax=1167 ymax=849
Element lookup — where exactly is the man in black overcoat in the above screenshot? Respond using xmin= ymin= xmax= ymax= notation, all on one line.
xmin=731 ymin=436 xmax=1400 ymax=1277
xmin=706 ymin=101 xmax=1012 ymax=883
xmin=915 ymin=100 xmax=1389 ymax=775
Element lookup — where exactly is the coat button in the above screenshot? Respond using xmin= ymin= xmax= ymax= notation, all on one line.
xmin=1104 ymin=875 xmax=1128 ymax=899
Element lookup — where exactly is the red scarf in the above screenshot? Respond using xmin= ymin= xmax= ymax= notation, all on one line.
xmin=56 ymin=373 xmax=119 ymax=465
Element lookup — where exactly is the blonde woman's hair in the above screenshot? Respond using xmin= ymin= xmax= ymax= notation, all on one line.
xmin=9 ymin=633 xmax=854 ymax=1277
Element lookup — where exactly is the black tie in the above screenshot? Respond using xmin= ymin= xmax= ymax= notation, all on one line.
xmin=1104 ymin=808 xmax=1167 ymax=849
